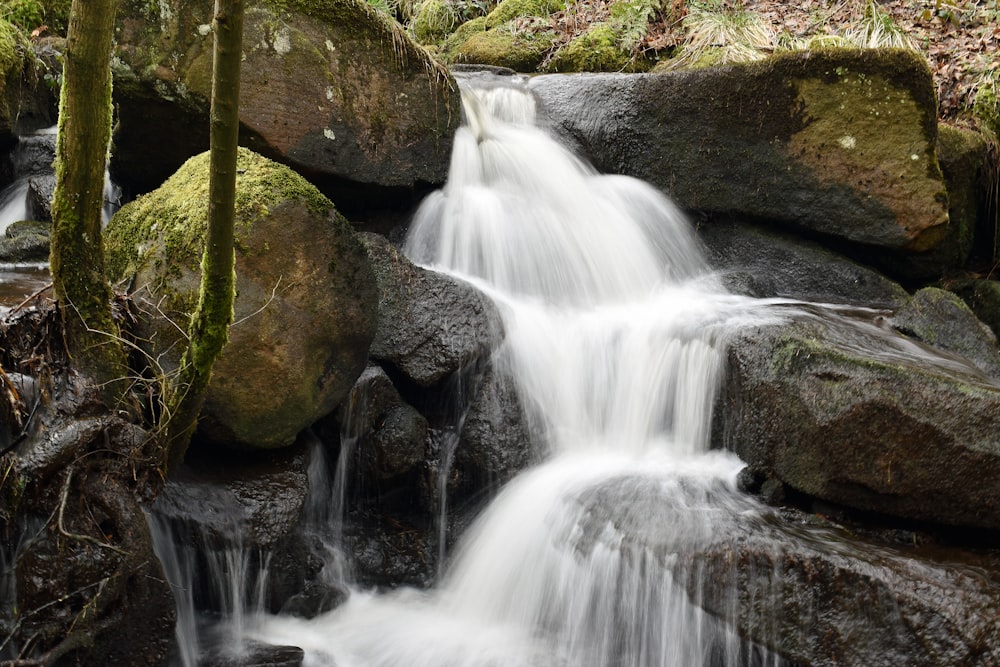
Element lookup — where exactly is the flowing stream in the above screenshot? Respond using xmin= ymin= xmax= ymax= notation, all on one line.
xmin=238 ymin=73 xmax=795 ymax=666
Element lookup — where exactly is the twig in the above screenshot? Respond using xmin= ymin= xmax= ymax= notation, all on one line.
xmin=8 ymin=283 xmax=53 ymax=316
xmin=56 ymin=465 xmax=130 ymax=557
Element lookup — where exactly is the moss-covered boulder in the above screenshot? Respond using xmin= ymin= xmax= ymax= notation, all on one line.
xmin=483 ymin=0 xmax=564 ymax=28
xmin=412 ymin=0 xmax=457 ymax=45
xmin=449 ymin=23 xmax=556 ymax=72
xmin=545 ymin=23 xmax=638 ymax=73
xmin=105 ymin=148 xmax=378 ymax=450
xmin=0 ymin=219 xmax=48 ymax=261
xmin=111 ymin=0 xmax=460 ymax=213
xmin=947 ymin=277 xmax=1000 ymax=342
xmin=530 ymin=49 xmax=950 ymax=272
xmin=718 ymin=315 xmax=1000 ymax=531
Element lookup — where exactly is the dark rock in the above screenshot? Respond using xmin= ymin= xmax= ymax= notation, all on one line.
xmin=699 ymin=218 xmax=909 ymax=309
xmin=890 ymin=286 xmax=1000 ymax=379
xmin=111 ymin=0 xmax=459 ymax=213
xmin=530 ymin=50 xmax=948 ymax=258
xmin=572 ymin=475 xmax=1000 ymax=667
xmin=26 ymin=173 xmax=54 ymax=221
xmin=718 ymin=315 xmax=1000 ymax=530
xmin=338 ymin=366 xmax=433 ymax=510
xmin=105 ymin=148 xmax=378 ymax=450
xmin=361 ymin=232 xmax=504 ymax=387
xmin=201 ymin=641 xmax=305 ymax=667
xmin=454 ymin=367 xmax=535 ymax=497
xmin=947 ymin=277 xmax=1000 ymax=341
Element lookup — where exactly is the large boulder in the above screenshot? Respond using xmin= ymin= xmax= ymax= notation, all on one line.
xmin=529 ymin=49 xmax=950 ymax=260
xmin=360 ymin=232 xmax=504 ymax=388
xmin=111 ymin=0 xmax=460 ymax=212
xmin=718 ymin=314 xmax=1000 ymax=531
xmin=105 ymin=148 xmax=378 ymax=450
xmin=571 ymin=475 xmax=1000 ymax=667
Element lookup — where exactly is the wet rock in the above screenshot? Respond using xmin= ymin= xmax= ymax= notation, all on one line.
xmin=361 ymin=232 xmax=504 ymax=388
xmin=530 ymin=50 xmax=949 ymax=261
xmin=890 ymin=286 xmax=1000 ymax=379
xmin=699 ymin=218 xmax=910 ymax=310
xmin=111 ymin=0 xmax=459 ymax=213
xmin=454 ymin=367 xmax=535 ymax=496
xmin=574 ymin=475 xmax=1000 ymax=667
xmin=0 ymin=220 xmax=48 ymax=262
xmin=947 ymin=277 xmax=1000 ymax=341
xmin=718 ymin=315 xmax=1000 ymax=531
xmin=202 ymin=641 xmax=305 ymax=667
xmin=105 ymin=148 xmax=378 ymax=450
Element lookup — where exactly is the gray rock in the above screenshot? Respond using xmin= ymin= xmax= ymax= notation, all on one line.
xmin=699 ymin=218 xmax=910 ymax=309
xmin=455 ymin=367 xmax=535 ymax=496
xmin=530 ymin=50 xmax=948 ymax=256
xmin=718 ymin=315 xmax=1000 ymax=530
xmin=361 ymin=232 xmax=504 ymax=387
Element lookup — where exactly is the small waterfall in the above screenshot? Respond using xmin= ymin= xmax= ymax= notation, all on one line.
xmin=246 ymin=74 xmax=789 ymax=665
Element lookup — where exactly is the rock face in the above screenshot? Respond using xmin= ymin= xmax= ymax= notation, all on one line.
xmin=529 ymin=49 xmax=949 ymax=256
xmin=718 ymin=315 xmax=1000 ymax=531
xmin=111 ymin=0 xmax=460 ymax=210
xmin=360 ymin=232 xmax=504 ymax=388
xmin=105 ymin=148 xmax=378 ymax=450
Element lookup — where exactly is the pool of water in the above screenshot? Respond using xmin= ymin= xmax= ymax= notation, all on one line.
xmin=0 ymin=263 xmax=50 ymax=312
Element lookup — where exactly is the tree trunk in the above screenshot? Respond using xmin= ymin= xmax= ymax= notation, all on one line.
xmin=163 ymin=0 xmax=244 ymax=470
xmin=48 ymin=0 xmax=125 ymax=393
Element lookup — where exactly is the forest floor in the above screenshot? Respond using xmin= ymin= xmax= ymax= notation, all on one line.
xmin=546 ymin=0 xmax=1000 ymax=125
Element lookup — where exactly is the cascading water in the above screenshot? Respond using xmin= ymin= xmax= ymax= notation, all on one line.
xmin=242 ymin=72 xmax=792 ymax=666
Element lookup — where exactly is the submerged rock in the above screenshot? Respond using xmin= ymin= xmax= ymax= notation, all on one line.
xmin=719 ymin=314 xmax=1000 ymax=531
xmin=530 ymin=49 xmax=950 ymax=260
xmin=111 ymin=0 xmax=460 ymax=211
xmin=105 ymin=148 xmax=377 ymax=450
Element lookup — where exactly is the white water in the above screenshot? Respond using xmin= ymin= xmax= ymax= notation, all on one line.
xmin=241 ymin=75 xmax=790 ymax=666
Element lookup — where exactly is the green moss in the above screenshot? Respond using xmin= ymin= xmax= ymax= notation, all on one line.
xmin=546 ymin=22 xmax=645 ymax=73
xmin=412 ymin=0 xmax=456 ymax=44
xmin=440 ymin=15 xmax=487 ymax=60
xmin=0 ymin=0 xmax=70 ymax=35
xmin=484 ymin=0 xmax=564 ymax=29
xmin=449 ymin=22 xmax=554 ymax=71
xmin=105 ymin=147 xmax=333 ymax=282
xmin=0 ymin=18 xmax=23 ymax=75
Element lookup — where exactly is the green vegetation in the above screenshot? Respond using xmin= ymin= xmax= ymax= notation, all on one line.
xmin=0 ymin=0 xmax=71 ymax=35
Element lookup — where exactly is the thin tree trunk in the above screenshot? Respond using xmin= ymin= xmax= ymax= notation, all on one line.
xmin=163 ymin=0 xmax=243 ymax=470
xmin=48 ymin=0 xmax=125 ymax=392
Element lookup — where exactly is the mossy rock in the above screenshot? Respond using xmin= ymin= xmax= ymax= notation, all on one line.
xmin=105 ymin=148 xmax=378 ymax=450
xmin=449 ymin=23 xmax=556 ymax=71
xmin=0 ymin=220 xmax=48 ymax=261
xmin=545 ymin=23 xmax=648 ymax=73
xmin=484 ymin=0 xmax=565 ymax=28
xmin=412 ymin=0 xmax=456 ymax=44
xmin=531 ymin=48 xmax=949 ymax=273
xmin=439 ymin=15 xmax=488 ymax=61
xmin=111 ymin=0 xmax=460 ymax=209
xmin=947 ymin=278 xmax=1000 ymax=342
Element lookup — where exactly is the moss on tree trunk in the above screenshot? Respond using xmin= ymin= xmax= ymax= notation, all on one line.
xmin=163 ymin=0 xmax=244 ymax=470
xmin=48 ymin=0 xmax=126 ymax=393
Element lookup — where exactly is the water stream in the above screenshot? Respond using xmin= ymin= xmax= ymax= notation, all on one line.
xmin=237 ymin=73 xmax=794 ymax=666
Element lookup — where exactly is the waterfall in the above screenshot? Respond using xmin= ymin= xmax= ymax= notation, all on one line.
xmin=244 ymin=73 xmax=789 ymax=666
